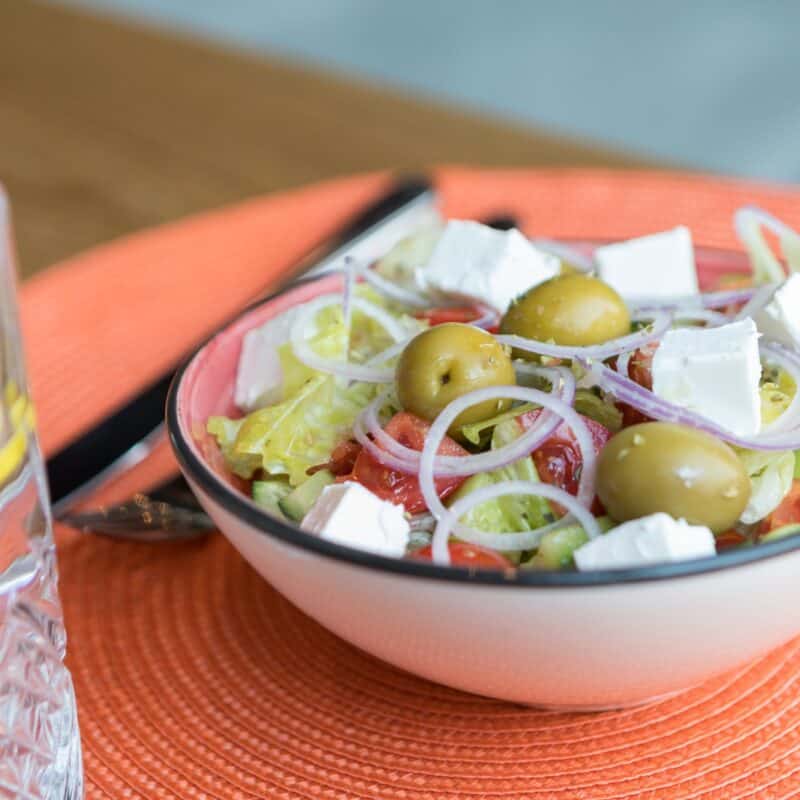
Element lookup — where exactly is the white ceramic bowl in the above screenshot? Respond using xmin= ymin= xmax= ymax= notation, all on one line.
xmin=167 ymin=245 xmax=800 ymax=709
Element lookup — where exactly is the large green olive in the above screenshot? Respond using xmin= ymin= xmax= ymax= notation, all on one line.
xmin=596 ymin=422 xmax=750 ymax=533
xmin=500 ymin=274 xmax=630 ymax=347
xmin=396 ymin=323 xmax=515 ymax=435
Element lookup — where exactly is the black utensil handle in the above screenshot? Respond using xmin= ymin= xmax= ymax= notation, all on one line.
xmin=47 ymin=176 xmax=434 ymax=506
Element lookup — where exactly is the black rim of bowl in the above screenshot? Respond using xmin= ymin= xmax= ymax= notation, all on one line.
xmin=166 ymin=244 xmax=800 ymax=587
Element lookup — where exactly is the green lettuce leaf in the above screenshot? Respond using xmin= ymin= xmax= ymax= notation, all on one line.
xmin=458 ymin=403 xmax=537 ymax=446
xmin=573 ymin=389 xmax=622 ymax=432
xmin=209 ymin=375 xmax=376 ymax=485
xmin=447 ymin=419 xmax=554 ymax=558
xmin=736 ymin=448 xmax=795 ymax=525
xmin=206 ymin=415 xmax=262 ymax=477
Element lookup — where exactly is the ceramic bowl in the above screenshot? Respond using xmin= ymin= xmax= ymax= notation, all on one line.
xmin=167 ymin=244 xmax=800 ymax=709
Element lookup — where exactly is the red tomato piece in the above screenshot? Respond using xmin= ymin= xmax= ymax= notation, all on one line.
xmin=714 ymin=530 xmax=748 ymax=551
xmin=412 ymin=542 xmax=512 ymax=569
xmin=759 ymin=480 xmax=800 ymax=534
xmin=518 ymin=409 xmax=611 ymax=515
xmin=627 ymin=341 xmax=658 ymax=390
xmin=347 ymin=412 xmax=468 ymax=514
xmin=615 ymin=342 xmax=658 ymax=426
xmin=308 ymin=439 xmax=362 ymax=476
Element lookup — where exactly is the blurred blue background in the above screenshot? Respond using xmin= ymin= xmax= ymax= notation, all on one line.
xmin=57 ymin=0 xmax=800 ymax=181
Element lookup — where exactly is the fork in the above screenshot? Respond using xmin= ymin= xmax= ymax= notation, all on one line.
xmin=57 ymin=475 xmax=215 ymax=542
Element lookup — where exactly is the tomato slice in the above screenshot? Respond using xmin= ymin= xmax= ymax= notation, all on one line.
xmin=627 ymin=342 xmax=658 ymax=390
xmin=518 ymin=409 xmax=611 ymax=515
xmin=714 ymin=529 xmax=748 ymax=551
xmin=412 ymin=542 xmax=512 ymax=569
xmin=308 ymin=439 xmax=361 ymax=476
xmin=415 ymin=306 xmax=484 ymax=326
xmin=759 ymin=480 xmax=800 ymax=534
xmin=615 ymin=342 xmax=658 ymax=426
xmin=347 ymin=411 xmax=468 ymax=514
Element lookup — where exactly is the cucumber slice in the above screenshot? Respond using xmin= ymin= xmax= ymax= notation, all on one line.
xmin=278 ymin=469 xmax=335 ymax=522
xmin=252 ymin=480 xmax=292 ymax=520
xmin=761 ymin=522 xmax=800 ymax=543
xmin=525 ymin=516 xmax=614 ymax=570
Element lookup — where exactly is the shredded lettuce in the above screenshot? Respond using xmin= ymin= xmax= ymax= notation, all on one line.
xmin=573 ymin=389 xmax=622 ymax=432
xmin=210 ymin=291 xmax=425 ymax=484
xmin=209 ymin=375 xmax=376 ymax=484
xmin=206 ymin=416 xmax=260 ymax=477
xmin=736 ymin=448 xmax=795 ymax=525
xmin=794 ymin=451 xmax=800 ymax=480
xmin=458 ymin=403 xmax=537 ymax=446
xmin=447 ymin=419 xmax=554 ymax=557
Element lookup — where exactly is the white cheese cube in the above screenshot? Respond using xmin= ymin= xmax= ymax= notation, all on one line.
xmin=235 ymin=307 xmax=300 ymax=411
xmin=420 ymin=220 xmax=559 ymax=312
xmin=302 ymin=482 xmax=410 ymax=558
xmin=594 ymin=226 xmax=699 ymax=302
xmin=652 ymin=318 xmax=762 ymax=436
xmin=751 ymin=273 xmax=800 ymax=349
xmin=574 ymin=513 xmax=715 ymax=571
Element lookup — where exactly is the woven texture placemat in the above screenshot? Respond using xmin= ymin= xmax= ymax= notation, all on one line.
xmin=21 ymin=167 xmax=800 ymax=799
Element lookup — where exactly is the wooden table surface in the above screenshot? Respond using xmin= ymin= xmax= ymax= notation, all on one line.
xmin=1 ymin=0 xmax=653 ymax=279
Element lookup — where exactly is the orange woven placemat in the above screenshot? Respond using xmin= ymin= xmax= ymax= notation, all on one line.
xmin=22 ymin=167 xmax=800 ymax=799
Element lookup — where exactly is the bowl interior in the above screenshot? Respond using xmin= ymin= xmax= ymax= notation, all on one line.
xmin=178 ymin=242 xmax=747 ymax=431
xmin=171 ymin=241 xmax=800 ymax=586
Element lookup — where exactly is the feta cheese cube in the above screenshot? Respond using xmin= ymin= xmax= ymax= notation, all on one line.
xmin=594 ymin=226 xmax=699 ymax=302
xmin=574 ymin=513 xmax=715 ymax=571
xmin=302 ymin=482 xmax=410 ymax=557
xmin=420 ymin=220 xmax=559 ymax=312
xmin=235 ymin=307 xmax=300 ymax=411
xmin=652 ymin=318 xmax=762 ymax=436
xmin=751 ymin=273 xmax=800 ymax=349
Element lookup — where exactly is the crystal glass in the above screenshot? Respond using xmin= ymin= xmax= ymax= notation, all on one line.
xmin=0 ymin=190 xmax=82 ymax=798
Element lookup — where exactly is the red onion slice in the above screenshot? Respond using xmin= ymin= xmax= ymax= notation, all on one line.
xmin=584 ymin=358 xmax=800 ymax=450
xmin=290 ymin=294 xmax=407 ymax=383
xmin=495 ymin=310 xmax=672 ymax=361
xmin=359 ymin=264 xmax=431 ymax=308
xmin=615 ymin=350 xmax=633 ymax=377
xmin=342 ymin=256 xmax=356 ymax=333
xmin=418 ymin=385 xmax=597 ymax=523
xmin=700 ymin=286 xmax=761 ymax=308
xmin=430 ymin=480 xmax=602 ymax=565
xmin=355 ymin=367 xmax=576 ymax=477
xmin=635 ymin=307 xmax=730 ymax=327
xmin=628 ymin=287 xmax=761 ymax=311
xmin=735 ymin=206 xmax=800 ymax=283
xmin=470 ymin=305 xmax=501 ymax=330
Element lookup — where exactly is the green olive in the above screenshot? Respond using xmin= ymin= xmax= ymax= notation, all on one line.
xmin=595 ymin=422 xmax=750 ymax=533
xmin=396 ymin=323 xmax=515 ymax=435
xmin=500 ymin=274 xmax=630 ymax=347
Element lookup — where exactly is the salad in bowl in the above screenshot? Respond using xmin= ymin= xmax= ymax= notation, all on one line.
xmin=204 ymin=208 xmax=800 ymax=574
